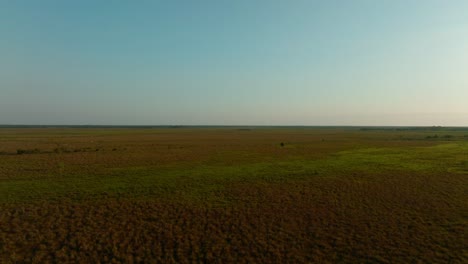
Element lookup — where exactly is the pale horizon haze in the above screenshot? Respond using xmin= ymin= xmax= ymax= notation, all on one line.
xmin=1 ymin=1 xmax=468 ymax=126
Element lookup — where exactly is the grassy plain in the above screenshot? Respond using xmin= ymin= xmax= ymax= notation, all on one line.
xmin=0 ymin=127 xmax=467 ymax=263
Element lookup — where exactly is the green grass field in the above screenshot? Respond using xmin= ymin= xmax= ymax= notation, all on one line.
xmin=1 ymin=127 xmax=467 ymax=263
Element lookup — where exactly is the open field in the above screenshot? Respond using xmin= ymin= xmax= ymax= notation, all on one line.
xmin=0 ymin=127 xmax=467 ymax=263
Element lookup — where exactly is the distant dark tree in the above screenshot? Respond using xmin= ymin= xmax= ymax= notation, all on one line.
xmin=280 ymin=142 xmax=284 ymax=147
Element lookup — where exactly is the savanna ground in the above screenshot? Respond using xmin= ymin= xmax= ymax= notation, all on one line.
xmin=0 ymin=127 xmax=467 ymax=263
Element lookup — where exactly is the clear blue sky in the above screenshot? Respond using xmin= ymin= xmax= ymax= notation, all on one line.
xmin=1 ymin=0 xmax=467 ymax=126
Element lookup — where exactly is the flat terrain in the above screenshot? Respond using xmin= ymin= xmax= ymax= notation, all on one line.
xmin=0 ymin=127 xmax=467 ymax=263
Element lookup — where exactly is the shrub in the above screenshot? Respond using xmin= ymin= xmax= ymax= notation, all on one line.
xmin=54 ymin=147 xmax=72 ymax=153
xmin=16 ymin=149 xmax=26 ymax=155
xmin=16 ymin=148 xmax=41 ymax=155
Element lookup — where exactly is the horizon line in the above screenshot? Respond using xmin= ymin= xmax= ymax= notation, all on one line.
xmin=1 ymin=124 xmax=467 ymax=128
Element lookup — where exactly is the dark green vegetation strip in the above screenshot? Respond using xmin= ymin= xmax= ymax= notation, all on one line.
xmin=2 ymin=142 xmax=467 ymax=203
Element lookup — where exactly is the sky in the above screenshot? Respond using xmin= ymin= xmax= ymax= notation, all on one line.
xmin=1 ymin=0 xmax=467 ymax=126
